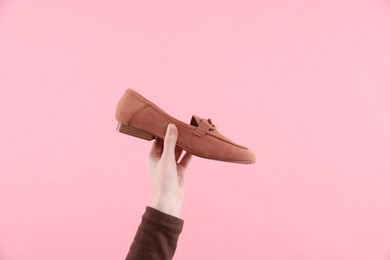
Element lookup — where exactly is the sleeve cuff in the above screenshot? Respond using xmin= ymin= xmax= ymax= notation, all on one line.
xmin=144 ymin=206 xmax=184 ymax=234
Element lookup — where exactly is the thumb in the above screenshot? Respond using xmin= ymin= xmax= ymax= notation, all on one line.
xmin=162 ymin=124 xmax=178 ymax=159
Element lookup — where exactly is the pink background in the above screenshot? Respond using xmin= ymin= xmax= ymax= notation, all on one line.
xmin=1 ymin=0 xmax=390 ymax=259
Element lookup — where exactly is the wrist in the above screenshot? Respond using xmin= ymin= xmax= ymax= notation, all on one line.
xmin=150 ymin=194 xmax=183 ymax=218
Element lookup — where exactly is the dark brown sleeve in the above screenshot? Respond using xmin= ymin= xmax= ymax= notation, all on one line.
xmin=125 ymin=206 xmax=184 ymax=260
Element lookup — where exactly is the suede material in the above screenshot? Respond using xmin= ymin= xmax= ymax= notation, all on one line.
xmin=115 ymin=89 xmax=256 ymax=164
xmin=193 ymin=119 xmax=211 ymax=137
xmin=115 ymin=90 xmax=146 ymax=125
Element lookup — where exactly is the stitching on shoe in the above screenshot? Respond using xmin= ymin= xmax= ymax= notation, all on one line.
xmin=128 ymin=104 xmax=148 ymax=125
xmin=130 ymin=92 xmax=194 ymax=130
xmin=129 ymin=90 xmax=248 ymax=149
xmin=144 ymin=105 xmax=247 ymax=149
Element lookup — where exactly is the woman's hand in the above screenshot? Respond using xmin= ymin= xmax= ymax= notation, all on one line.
xmin=146 ymin=124 xmax=193 ymax=218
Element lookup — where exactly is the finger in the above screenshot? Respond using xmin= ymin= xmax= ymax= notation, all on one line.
xmin=162 ymin=124 xmax=178 ymax=159
xmin=175 ymin=145 xmax=183 ymax=162
xmin=148 ymin=138 xmax=163 ymax=160
xmin=178 ymin=151 xmax=193 ymax=170
xmin=177 ymin=153 xmax=192 ymax=189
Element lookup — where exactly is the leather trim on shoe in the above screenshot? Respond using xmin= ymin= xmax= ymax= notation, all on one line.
xmin=193 ymin=119 xmax=213 ymax=137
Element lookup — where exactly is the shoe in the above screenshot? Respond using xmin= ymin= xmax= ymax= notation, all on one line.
xmin=115 ymin=88 xmax=256 ymax=164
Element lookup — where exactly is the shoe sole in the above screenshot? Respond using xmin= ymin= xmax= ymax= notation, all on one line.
xmin=116 ymin=122 xmax=156 ymax=141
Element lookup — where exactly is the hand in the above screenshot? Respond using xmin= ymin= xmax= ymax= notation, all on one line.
xmin=146 ymin=124 xmax=193 ymax=218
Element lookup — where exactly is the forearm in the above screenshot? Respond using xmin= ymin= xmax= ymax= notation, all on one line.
xmin=125 ymin=207 xmax=184 ymax=260
xmin=150 ymin=193 xmax=183 ymax=218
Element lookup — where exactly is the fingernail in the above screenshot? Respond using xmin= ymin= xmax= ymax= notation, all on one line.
xmin=168 ymin=124 xmax=175 ymax=134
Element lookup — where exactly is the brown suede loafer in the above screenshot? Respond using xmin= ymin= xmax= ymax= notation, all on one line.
xmin=115 ymin=88 xmax=256 ymax=164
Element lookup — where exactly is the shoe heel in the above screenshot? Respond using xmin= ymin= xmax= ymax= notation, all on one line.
xmin=116 ymin=122 xmax=156 ymax=141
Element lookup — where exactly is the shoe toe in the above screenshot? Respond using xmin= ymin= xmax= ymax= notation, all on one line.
xmin=236 ymin=148 xmax=256 ymax=164
xmin=244 ymin=149 xmax=256 ymax=164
